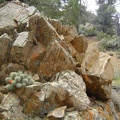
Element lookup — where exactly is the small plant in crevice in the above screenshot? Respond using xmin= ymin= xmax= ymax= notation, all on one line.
xmin=5 ymin=71 xmax=34 ymax=91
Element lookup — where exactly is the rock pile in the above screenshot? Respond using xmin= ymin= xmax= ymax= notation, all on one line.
xmin=0 ymin=1 xmax=119 ymax=120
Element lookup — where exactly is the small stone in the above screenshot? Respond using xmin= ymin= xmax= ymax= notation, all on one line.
xmin=47 ymin=106 xmax=67 ymax=119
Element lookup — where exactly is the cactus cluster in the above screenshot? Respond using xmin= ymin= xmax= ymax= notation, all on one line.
xmin=5 ymin=71 xmax=34 ymax=91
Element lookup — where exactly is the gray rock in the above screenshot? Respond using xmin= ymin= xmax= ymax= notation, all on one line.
xmin=0 ymin=33 xmax=11 ymax=66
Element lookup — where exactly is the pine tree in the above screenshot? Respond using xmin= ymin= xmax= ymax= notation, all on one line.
xmin=96 ymin=0 xmax=117 ymax=35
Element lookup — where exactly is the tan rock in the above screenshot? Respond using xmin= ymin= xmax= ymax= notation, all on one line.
xmin=49 ymin=19 xmax=62 ymax=32
xmin=42 ymin=70 xmax=90 ymax=111
xmin=71 ymin=35 xmax=88 ymax=54
xmin=37 ymin=40 xmax=76 ymax=79
xmin=16 ymin=82 xmax=42 ymax=102
xmin=60 ymin=26 xmax=78 ymax=43
xmin=47 ymin=106 xmax=67 ymax=119
xmin=81 ymin=43 xmax=99 ymax=73
xmin=27 ymin=42 xmax=46 ymax=72
xmin=64 ymin=111 xmax=82 ymax=120
xmin=49 ymin=19 xmax=78 ymax=43
xmin=29 ymin=15 xmax=58 ymax=46
xmin=23 ymin=91 xmax=45 ymax=114
xmin=24 ymin=71 xmax=90 ymax=116
xmin=82 ymin=52 xmax=114 ymax=100
xmin=10 ymin=32 xmax=33 ymax=65
xmin=58 ymin=25 xmax=78 ymax=37
xmin=32 ymin=74 xmax=40 ymax=81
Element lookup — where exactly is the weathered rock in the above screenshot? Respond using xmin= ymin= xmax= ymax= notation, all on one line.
xmin=80 ymin=100 xmax=119 ymax=120
xmin=23 ymin=71 xmax=90 ymax=116
xmin=58 ymin=26 xmax=78 ymax=43
xmin=49 ymin=19 xmax=63 ymax=32
xmin=47 ymin=106 xmax=67 ymax=119
xmin=68 ymin=43 xmax=85 ymax=64
xmin=49 ymin=19 xmax=78 ymax=43
xmin=23 ymin=91 xmax=45 ymax=115
xmin=0 ymin=1 xmax=118 ymax=119
xmin=0 ymin=33 xmax=12 ymax=67
xmin=82 ymin=51 xmax=113 ymax=100
xmin=71 ymin=35 xmax=88 ymax=54
xmin=0 ymin=3 xmax=23 ymax=35
xmin=81 ymin=43 xmax=99 ymax=72
xmin=10 ymin=32 xmax=33 ymax=65
xmin=1 ymin=93 xmax=28 ymax=120
xmin=111 ymin=89 xmax=120 ymax=111
xmin=0 ymin=63 xmax=24 ymax=84
xmin=64 ymin=111 xmax=82 ymax=120
xmin=43 ymin=71 xmax=90 ymax=111
xmin=16 ymin=82 xmax=42 ymax=102
xmin=27 ymin=42 xmax=46 ymax=72
xmin=32 ymin=74 xmax=40 ymax=81
xmin=37 ymin=40 xmax=76 ymax=79
xmin=29 ymin=15 xmax=58 ymax=46
xmin=0 ymin=92 xmax=4 ymax=103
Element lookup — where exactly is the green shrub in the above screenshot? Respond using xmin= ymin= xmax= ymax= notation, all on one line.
xmin=79 ymin=23 xmax=97 ymax=36
xmin=98 ymin=33 xmax=120 ymax=51
xmin=5 ymin=71 xmax=34 ymax=91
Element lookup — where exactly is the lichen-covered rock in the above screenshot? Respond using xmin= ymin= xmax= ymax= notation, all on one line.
xmin=1 ymin=93 xmax=28 ymax=120
xmin=27 ymin=42 xmax=46 ymax=72
xmin=23 ymin=71 xmax=90 ymax=116
xmin=37 ymin=40 xmax=76 ymax=79
xmin=29 ymin=14 xmax=58 ymax=46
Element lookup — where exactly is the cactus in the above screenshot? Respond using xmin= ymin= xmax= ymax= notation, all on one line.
xmin=22 ymin=78 xmax=28 ymax=85
xmin=6 ymin=84 xmax=15 ymax=91
xmin=15 ymin=76 xmax=21 ymax=83
xmin=28 ymin=79 xmax=34 ymax=85
xmin=19 ymin=74 xmax=25 ymax=80
xmin=10 ymin=72 xmax=17 ymax=79
xmin=22 ymin=83 xmax=27 ymax=87
xmin=5 ymin=77 xmax=11 ymax=83
xmin=5 ymin=70 xmax=34 ymax=91
xmin=16 ymin=83 xmax=22 ymax=88
xmin=12 ymin=80 xmax=17 ymax=87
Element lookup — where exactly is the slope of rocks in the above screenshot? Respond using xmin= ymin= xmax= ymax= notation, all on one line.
xmin=0 ymin=1 xmax=119 ymax=120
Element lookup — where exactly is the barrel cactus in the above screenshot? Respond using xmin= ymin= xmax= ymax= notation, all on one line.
xmin=5 ymin=71 xmax=34 ymax=91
